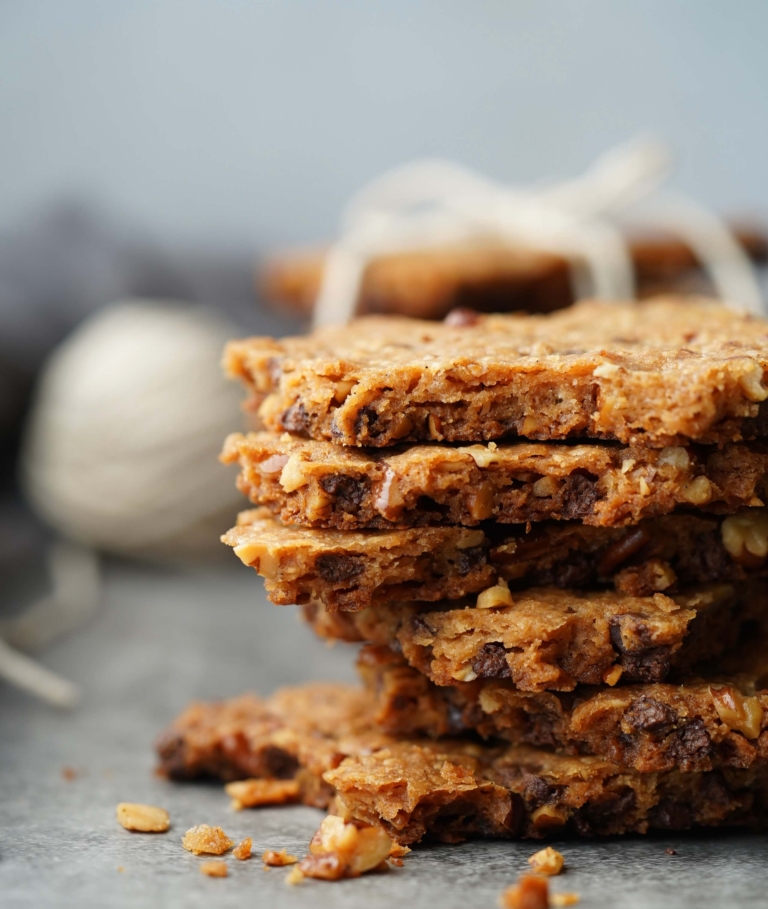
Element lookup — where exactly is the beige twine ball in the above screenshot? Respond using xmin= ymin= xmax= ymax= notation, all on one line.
xmin=21 ymin=300 xmax=247 ymax=562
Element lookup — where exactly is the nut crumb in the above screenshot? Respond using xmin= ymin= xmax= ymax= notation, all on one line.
xmin=200 ymin=861 xmax=228 ymax=878
xmin=551 ymin=895 xmax=580 ymax=907
xmin=116 ymin=803 xmax=170 ymax=833
xmin=117 ymin=866 xmax=124 ymax=873
xmin=665 ymin=847 xmax=677 ymax=856
xmin=298 ymin=815 xmax=394 ymax=880
xmin=263 ymin=848 xmax=298 ymax=866
xmin=500 ymin=873 xmax=549 ymax=908
xmin=285 ymin=865 xmax=305 ymax=886
xmin=389 ymin=856 xmax=404 ymax=867
xmin=528 ymin=846 xmax=565 ymax=875
xmin=62 ymin=766 xmax=80 ymax=781
xmin=182 ymin=825 xmax=234 ymax=855
xmin=225 ymin=778 xmax=301 ymax=809
xmin=389 ymin=842 xmax=411 ymax=858
xmin=233 ymin=837 xmax=252 ymax=860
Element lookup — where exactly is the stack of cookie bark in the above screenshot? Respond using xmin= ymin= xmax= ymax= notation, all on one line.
xmin=159 ymin=297 xmax=768 ymax=844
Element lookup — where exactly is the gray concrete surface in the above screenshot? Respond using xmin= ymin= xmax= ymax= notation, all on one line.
xmin=1 ymin=560 xmax=766 ymax=908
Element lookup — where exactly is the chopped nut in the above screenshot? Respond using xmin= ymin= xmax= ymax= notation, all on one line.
xmin=528 ymin=846 xmax=565 ymax=876
xmin=200 ymin=861 xmax=228 ymax=878
xmin=389 ymin=842 xmax=411 ymax=858
xmin=116 ymin=803 xmax=170 ymax=833
xmin=738 ymin=362 xmax=768 ymax=402
xmin=233 ymin=837 xmax=252 ymax=860
xmin=428 ymin=414 xmax=444 ymax=440
xmin=468 ymin=482 xmax=495 ymax=521
xmin=658 ymin=447 xmax=690 ymax=471
xmin=232 ymin=542 xmax=279 ymax=578
xmin=263 ymin=849 xmax=298 ymax=866
xmin=225 ymin=778 xmax=301 ymax=809
xmin=279 ymin=452 xmax=310 ymax=492
xmin=680 ymin=475 xmax=712 ymax=505
xmin=522 ymin=415 xmax=540 ymax=436
xmin=476 ymin=579 xmax=514 ymax=610
xmin=182 ymin=825 xmax=234 ymax=855
xmin=638 ymin=477 xmax=651 ymax=496
xmin=665 ymin=847 xmax=677 ymax=855
xmin=710 ymin=686 xmax=764 ymax=739
xmin=721 ymin=511 xmax=768 ymax=564
xmin=458 ymin=444 xmax=504 ymax=468
xmin=455 ymin=530 xmax=486 ymax=549
xmin=551 ymin=894 xmax=580 ymax=907
xmin=593 ymin=362 xmax=619 ymax=378
xmin=500 ymin=873 xmax=549 ymax=909
xmin=333 ymin=379 xmax=356 ymax=404
xmin=603 ymin=665 xmax=623 ymax=686
xmin=451 ymin=666 xmax=479 ymax=682
xmin=390 ymin=413 xmax=414 ymax=440
xmin=620 ymin=457 xmax=636 ymax=474
xmin=298 ymin=815 xmax=394 ymax=880
xmin=531 ymin=804 xmax=568 ymax=831
xmin=285 ymin=865 xmax=305 ymax=886
xmin=532 ymin=476 xmax=561 ymax=498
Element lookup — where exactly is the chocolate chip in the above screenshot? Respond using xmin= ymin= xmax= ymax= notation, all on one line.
xmin=521 ymin=773 xmax=556 ymax=807
xmin=260 ymin=745 xmax=300 ymax=779
xmin=155 ymin=732 xmax=189 ymax=780
xmin=619 ymin=646 xmax=672 ymax=682
xmin=561 ymin=472 xmax=600 ymax=519
xmin=622 ymin=696 xmax=678 ymax=735
xmin=454 ymin=545 xmax=487 ymax=575
xmin=471 ymin=642 xmax=511 ymax=679
xmin=573 ymin=786 xmax=636 ymax=835
xmin=314 ymin=553 xmax=364 ymax=583
xmin=319 ymin=474 xmax=368 ymax=509
xmin=281 ymin=401 xmax=310 ymax=432
xmin=444 ymin=307 xmax=480 ymax=327
xmin=353 ymin=405 xmax=380 ymax=438
xmin=535 ymin=551 xmax=595 ymax=589
xmin=668 ymin=719 xmax=713 ymax=766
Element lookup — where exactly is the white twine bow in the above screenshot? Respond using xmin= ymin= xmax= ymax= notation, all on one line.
xmin=314 ymin=137 xmax=763 ymax=326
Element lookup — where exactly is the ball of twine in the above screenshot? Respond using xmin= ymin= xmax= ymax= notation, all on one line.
xmin=21 ymin=300 xmax=246 ymax=562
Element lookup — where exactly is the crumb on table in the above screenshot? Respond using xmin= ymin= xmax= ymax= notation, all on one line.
xmin=233 ymin=837 xmax=252 ymax=860
xmin=116 ymin=803 xmax=170 ymax=833
xmin=225 ymin=778 xmax=301 ymax=809
xmin=182 ymin=825 xmax=234 ymax=855
xmin=200 ymin=861 xmax=228 ymax=878
xmin=263 ymin=848 xmax=298 ymax=866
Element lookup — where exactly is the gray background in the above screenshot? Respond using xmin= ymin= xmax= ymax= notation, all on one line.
xmin=2 ymin=0 xmax=768 ymax=251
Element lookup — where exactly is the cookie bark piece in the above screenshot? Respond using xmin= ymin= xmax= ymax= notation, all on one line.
xmin=155 ymin=683 xmax=389 ymax=807
xmin=225 ymin=298 xmax=768 ymax=448
xmin=358 ymin=644 xmax=768 ymax=774
xmin=223 ymin=507 xmax=768 ymax=611
xmin=156 ymin=684 xmax=768 ymax=844
xmin=303 ymin=581 xmax=765 ymax=690
xmin=223 ymin=432 xmax=768 ymax=530
xmin=260 ymin=228 xmax=768 ymax=320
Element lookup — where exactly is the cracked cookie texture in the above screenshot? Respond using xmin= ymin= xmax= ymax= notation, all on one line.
xmin=225 ymin=298 xmax=768 ymax=448
xmin=223 ymin=507 xmax=768 ymax=611
xmin=222 ymin=432 xmax=768 ymax=530
xmin=156 ymin=682 xmax=768 ymax=844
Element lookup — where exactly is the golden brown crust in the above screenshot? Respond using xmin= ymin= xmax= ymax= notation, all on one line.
xmin=223 ymin=507 xmax=767 ymax=611
xmin=222 ymin=431 xmax=768 ymax=529
xmin=359 ymin=644 xmax=768 ymax=774
xmin=225 ymin=298 xmax=768 ymax=449
xmin=304 ymin=581 xmax=766 ymax=690
xmin=156 ymin=683 xmax=768 ymax=844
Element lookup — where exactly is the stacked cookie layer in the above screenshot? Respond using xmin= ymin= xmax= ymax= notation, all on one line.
xmin=162 ymin=297 xmax=768 ymax=843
